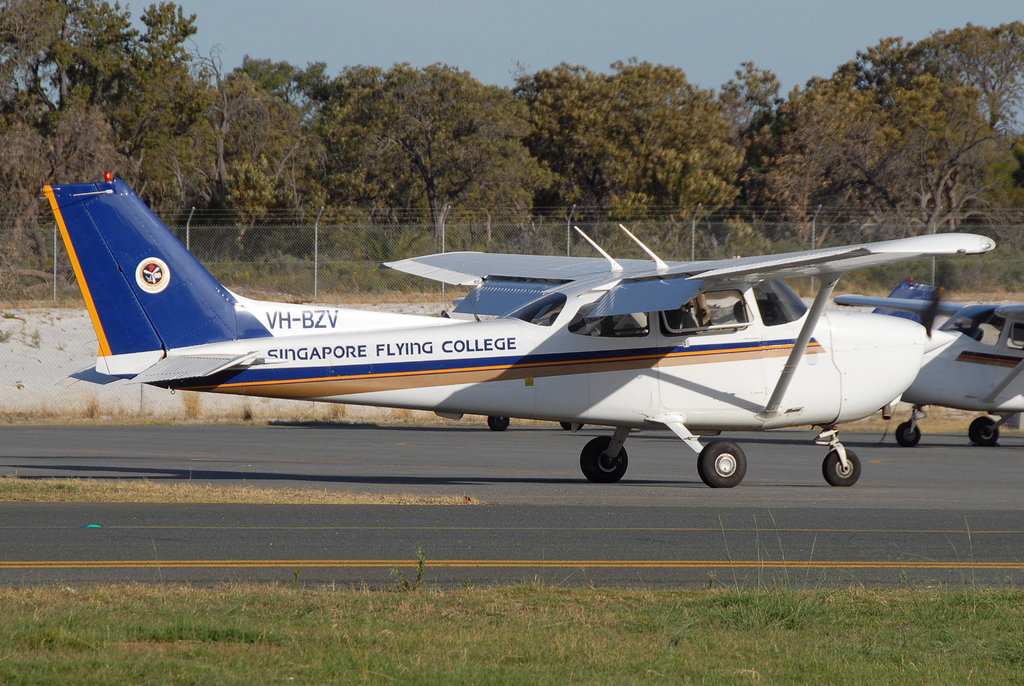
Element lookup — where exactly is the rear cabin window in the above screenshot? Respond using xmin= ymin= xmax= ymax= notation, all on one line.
xmin=568 ymin=306 xmax=650 ymax=338
xmin=660 ymin=290 xmax=749 ymax=336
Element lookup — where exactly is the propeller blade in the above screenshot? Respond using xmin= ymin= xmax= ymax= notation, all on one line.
xmin=922 ymin=286 xmax=946 ymax=337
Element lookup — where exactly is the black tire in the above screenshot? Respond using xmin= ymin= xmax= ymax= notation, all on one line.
xmin=487 ymin=416 xmax=510 ymax=432
xmin=696 ymin=440 xmax=747 ymax=488
xmin=822 ymin=448 xmax=861 ymax=487
xmin=579 ymin=436 xmax=628 ymax=483
xmin=894 ymin=420 xmax=921 ymax=447
xmin=968 ymin=416 xmax=998 ymax=446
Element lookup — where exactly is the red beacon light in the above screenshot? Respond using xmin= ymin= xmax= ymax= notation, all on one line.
xmin=104 ymin=171 xmax=113 ymax=182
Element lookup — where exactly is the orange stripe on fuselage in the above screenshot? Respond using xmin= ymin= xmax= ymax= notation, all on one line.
xmin=44 ymin=185 xmax=112 ymax=357
xmin=186 ymin=340 xmax=821 ymax=400
xmin=955 ymin=350 xmax=1021 ymax=369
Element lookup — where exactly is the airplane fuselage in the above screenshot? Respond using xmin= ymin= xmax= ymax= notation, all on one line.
xmin=903 ymin=334 xmax=1024 ymax=412
xmin=174 ymin=290 xmax=926 ymax=434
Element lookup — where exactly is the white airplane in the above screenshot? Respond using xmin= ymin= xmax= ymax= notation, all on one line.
xmin=836 ymin=281 xmax=1024 ymax=447
xmin=44 ymin=177 xmax=995 ymax=487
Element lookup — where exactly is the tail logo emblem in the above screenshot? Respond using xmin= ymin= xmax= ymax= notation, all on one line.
xmin=136 ymin=257 xmax=170 ymax=294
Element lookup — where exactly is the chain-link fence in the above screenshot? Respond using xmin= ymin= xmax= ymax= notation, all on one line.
xmin=1 ymin=206 xmax=1022 ymax=421
xmin=4 ymin=208 xmax=1024 ymax=303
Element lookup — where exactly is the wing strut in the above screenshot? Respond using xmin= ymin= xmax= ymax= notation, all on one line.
xmin=574 ymin=227 xmax=623 ymax=272
xmin=760 ymin=275 xmax=840 ymax=419
xmin=981 ymin=357 xmax=1024 ymax=405
xmin=619 ymin=224 xmax=668 ymax=270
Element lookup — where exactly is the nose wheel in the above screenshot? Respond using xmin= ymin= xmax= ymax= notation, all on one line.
xmin=894 ymin=406 xmax=925 ymax=447
xmin=816 ymin=427 xmax=860 ymax=487
xmin=822 ymin=449 xmax=861 ymax=486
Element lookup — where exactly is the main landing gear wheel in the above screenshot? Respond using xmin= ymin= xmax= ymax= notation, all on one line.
xmin=696 ymin=440 xmax=747 ymax=488
xmin=579 ymin=436 xmax=628 ymax=483
xmin=968 ymin=416 xmax=999 ymax=446
xmin=895 ymin=420 xmax=921 ymax=447
xmin=487 ymin=416 xmax=510 ymax=432
xmin=822 ymin=449 xmax=861 ymax=487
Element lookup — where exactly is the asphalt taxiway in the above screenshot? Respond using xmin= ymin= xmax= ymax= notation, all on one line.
xmin=2 ymin=424 xmax=1023 ymax=587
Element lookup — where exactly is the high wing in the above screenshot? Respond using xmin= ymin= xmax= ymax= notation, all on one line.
xmin=995 ymin=305 xmax=1024 ymax=320
xmin=386 ymin=233 xmax=996 ymax=317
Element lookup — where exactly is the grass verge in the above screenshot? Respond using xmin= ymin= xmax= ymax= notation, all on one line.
xmin=1 ymin=584 xmax=1022 ymax=684
xmin=0 ymin=476 xmax=477 ymax=505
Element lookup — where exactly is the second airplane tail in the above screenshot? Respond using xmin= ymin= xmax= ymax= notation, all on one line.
xmin=44 ymin=177 xmax=270 ymax=376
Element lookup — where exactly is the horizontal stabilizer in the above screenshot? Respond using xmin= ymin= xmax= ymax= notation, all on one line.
xmin=834 ymin=294 xmax=961 ymax=317
xmin=67 ymin=367 xmax=122 ymax=385
xmin=130 ymin=353 xmax=259 ymax=384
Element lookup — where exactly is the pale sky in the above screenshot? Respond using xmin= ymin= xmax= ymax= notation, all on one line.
xmin=168 ymin=0 xmax=1022 ymax=93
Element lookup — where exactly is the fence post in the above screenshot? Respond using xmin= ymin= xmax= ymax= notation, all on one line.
xmin=811 ymin=204 xmax=821 ymax=292
xmin=185 ymin=207 xmax=195 ymax=250
xmin=691 ymin=203 xmax=702 ymax=261
xmin=53 ymin=223 xmax=58 ymax=302
xmin=441 ymin=204 xmax=450 ymax=302
xmin=567 ymin=204 xmax=575 ymax=256
xmin=313 ymin=206 xmax=324 ymax=299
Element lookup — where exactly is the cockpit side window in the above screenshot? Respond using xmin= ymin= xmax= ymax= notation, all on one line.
xmin=568 ymin=305 xmax=649 ymax=337
xmin=1007 ymin=322 xmax=1024 ymax=350
xmin=660 ymin=290 xmax=748 ymax=336
xmin=753 ymin=279 xmax=807 ymax=326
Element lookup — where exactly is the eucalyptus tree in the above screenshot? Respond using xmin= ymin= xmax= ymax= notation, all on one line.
xmin=759 ymin=25 xmax=1021 ymax=237
xmin=313 ymin=63 xmax=548 ymax=237
xmin=515 ymin=60 xmax=742 ymax=219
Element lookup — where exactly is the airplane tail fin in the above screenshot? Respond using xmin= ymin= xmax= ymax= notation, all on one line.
xmin=44 ymin=178 xmax=269 ymax=376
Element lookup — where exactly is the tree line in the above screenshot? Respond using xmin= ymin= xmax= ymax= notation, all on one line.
xmin=3 ymin=1 xmax=1024 ymax=266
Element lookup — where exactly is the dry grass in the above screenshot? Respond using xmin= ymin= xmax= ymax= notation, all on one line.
xmin=845 ymin=402 xmax=1022 ymax=435
xmin=0 ymin=476 xmax=478 ymax=505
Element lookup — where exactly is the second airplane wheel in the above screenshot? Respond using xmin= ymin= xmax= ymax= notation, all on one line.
xmin=487 ymin=416 xmax=510 ymax=432
xmin=697 ymin=440 xmax=747 ymax=488
xmin=968 ymin=416 xmax=999 ymax=446
xmin=894 ymin=420 xmax=921 ymax=447
xmin=822 ymin=449 xmax=861 ymax=487
xmin=579 ymin=436 xmax=628 ymax=483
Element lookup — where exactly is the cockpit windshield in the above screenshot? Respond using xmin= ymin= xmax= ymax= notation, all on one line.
xmin=939 ymin=305 xmax=1004 ymax=344
xmin=508 ymin=292 xmax=567 ymax=326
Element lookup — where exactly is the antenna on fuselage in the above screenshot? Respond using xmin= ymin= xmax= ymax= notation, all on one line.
xmin=619 ymin=224 xmax=668 ymax=271
xmin=574 ymin=226 xmax=623 ymax=272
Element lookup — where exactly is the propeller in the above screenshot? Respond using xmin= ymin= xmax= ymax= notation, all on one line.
xmin=921 ymin=286 xmax=946 ymax=337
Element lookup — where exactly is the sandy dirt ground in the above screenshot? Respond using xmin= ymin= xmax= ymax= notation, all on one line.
xmin=0 ymin=305 xmax=454 ymax=424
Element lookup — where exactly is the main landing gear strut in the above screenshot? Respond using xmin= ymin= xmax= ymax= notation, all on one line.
xmin=578 ymin=423 xmax=861 ymax=488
